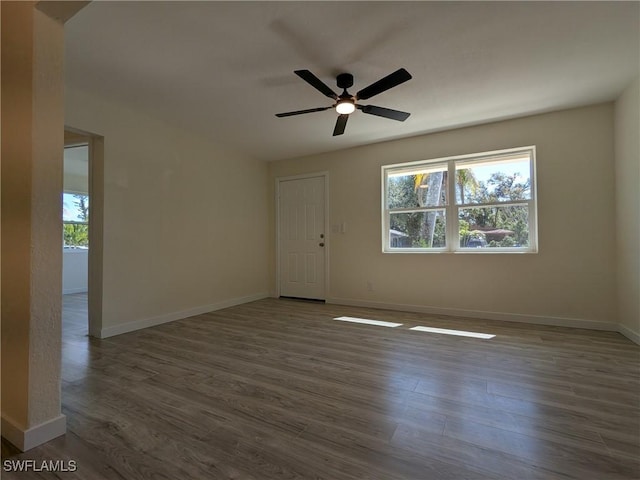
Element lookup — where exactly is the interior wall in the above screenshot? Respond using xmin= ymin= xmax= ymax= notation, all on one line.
xmin=65 ymin=87 xmax=269 ymax=336
xmin=63 ymin=145 xmax=89 ymax=193
xmin=63 ymin=172 xmax=88 ymax=193
xmin=269 ymin=103 xmax=617 ymax=328
xmin=614 ymin=77 xmax=640 ymax=340
xmin=1 ymin=0 xmax=35 ymax=433
xmin=1 ymin=0 xmax=68 ymax=450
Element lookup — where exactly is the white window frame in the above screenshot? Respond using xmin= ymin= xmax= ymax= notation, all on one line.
xmin=382 ymin=146 xmax=538 ymax=254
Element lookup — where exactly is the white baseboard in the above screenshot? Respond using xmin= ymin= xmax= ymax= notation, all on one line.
xmin=1 ymin=414 xmax=66 ymax=452
xmin=326 ymin=296 xmax=619 ymax=332
xmin=618 ymin=324 xmax=640 ymax=345
xmin=98 ymin=292 xmax=269 ymax=338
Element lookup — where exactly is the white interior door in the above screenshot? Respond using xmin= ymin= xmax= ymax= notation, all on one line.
xmin=278 ymin=175 xmax=326 ymax=300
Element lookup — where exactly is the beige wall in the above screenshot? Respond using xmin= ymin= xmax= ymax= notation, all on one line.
xmin=269 ymin=104 xmax=617 ymax=327
xmin=65 ymin=88 xmax=270 ymax=335
xmin=29 ymin=3 xmax=66 ymax=428
xmin=63 ymin=172 xmax=88 ymax=194
xmin=615 ymin=77 xmax=640 ymax=340
xmin=2 ymin=0 xmax=35 ymax=433
xmin=1 ymin=1 xmax=68 ymax=450
xmin=63 ymin=144 xmax=89 ymax=194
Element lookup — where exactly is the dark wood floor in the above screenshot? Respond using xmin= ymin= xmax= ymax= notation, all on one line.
xmin=2 ymin=295 xmax=639 ymax=479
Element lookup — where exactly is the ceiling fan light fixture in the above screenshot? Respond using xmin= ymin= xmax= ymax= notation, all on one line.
xmin=275 ymin=68 xmax=412 ymax=135
xmin=336 ymin=99 xmax=356 ymax=115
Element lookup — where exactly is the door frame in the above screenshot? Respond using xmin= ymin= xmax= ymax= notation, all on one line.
xmin=64 ymin=127 xmax=105 ymax=338
xmin=275 ymin=172 xmax=330 ymax=300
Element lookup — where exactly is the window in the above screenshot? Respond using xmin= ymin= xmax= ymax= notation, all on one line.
xmin=382 ymin=146 xmax=537 ymax=253
xmin=63 ymin=192 xmax=89 ymax=248
xmin=63 ymin=144 xmax=89 ymax=249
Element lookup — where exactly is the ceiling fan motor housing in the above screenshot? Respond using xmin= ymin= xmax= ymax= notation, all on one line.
xmin=336 ymin=73 xmax=354 ymax=90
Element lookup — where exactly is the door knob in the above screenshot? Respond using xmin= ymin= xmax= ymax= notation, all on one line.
xmin=319 ymin=242 xmax=325 ymax=247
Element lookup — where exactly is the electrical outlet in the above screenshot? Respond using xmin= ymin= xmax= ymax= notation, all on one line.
xmin=367 ymin=281 xmax=374 ymax=292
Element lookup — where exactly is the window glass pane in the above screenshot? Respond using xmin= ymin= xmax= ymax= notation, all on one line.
xmin=458 ymin=205 xmax=529 ymax=248
xmin=389 ymin=211 xmax=446 ymax=248
xmin=63 ymin=223 xmax=89 ymax=248
xmin=455 ymin=157 xmax=530 ymax=205
xmin=387 ymin=168 xmax=447 ymax=209
xmin=62 ymin=193 xmax=89 ymax=223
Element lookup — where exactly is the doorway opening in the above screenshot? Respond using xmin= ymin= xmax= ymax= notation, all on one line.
xmin=62 ymin=128 xmax=104 ymax=340
xmin=62 ymin=139 xmax=90 ymax=338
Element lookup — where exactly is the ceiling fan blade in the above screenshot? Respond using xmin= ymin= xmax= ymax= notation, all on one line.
xmin=275 ymin=106 xmax=331 ymax=117
xmin=333 ymin=114 xmax=349 ymax=136
xmin=356 ymin=68 xmax=412 ymax=100
xmin=357 ymin=104 xmax=411 ymax=121
xmin=295 ymin=70 xmax=339 ymax=99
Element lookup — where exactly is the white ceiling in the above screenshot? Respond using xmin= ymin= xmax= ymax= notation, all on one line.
xmin=65 ymin=1 xmax=639 ymax=162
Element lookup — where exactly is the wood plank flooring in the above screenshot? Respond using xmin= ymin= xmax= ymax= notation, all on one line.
xmin=2 ymin=296 xmax=639 ymax=479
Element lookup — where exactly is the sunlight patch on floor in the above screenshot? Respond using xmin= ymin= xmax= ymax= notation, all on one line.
xmin=333 ymin=316 xmax=403 ymax=328
xmin=410 ymin=326 xmax=495 ymax=339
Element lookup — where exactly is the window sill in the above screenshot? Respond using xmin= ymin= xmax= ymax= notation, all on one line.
xmin=383 ymin=248 xmax=537 ymax=254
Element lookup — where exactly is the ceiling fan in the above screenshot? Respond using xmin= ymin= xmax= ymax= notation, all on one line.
xmin=275 ymin=68 xmax=412 ymax=136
